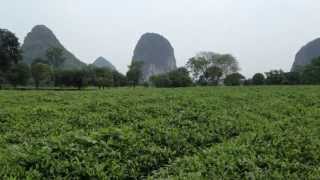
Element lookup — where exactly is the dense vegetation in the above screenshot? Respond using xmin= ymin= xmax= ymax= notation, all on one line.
xmin=3 ymin=29 xmax=320 ymax=89
xmin=0 ymin=87 xmax=319 ymax=179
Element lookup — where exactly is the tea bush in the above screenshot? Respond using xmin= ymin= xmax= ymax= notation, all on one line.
xmin=0 ymin=86 xmax=319 ymax=179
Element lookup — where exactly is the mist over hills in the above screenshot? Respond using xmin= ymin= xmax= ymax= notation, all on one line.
xmin=132 ymin=33 xmax=177 ymax=81
xmin=292 ymin=38 xmax=320 ymax=71
xmin=10 ymin=24 xmax=320 ymax=76
xmin=21 ymin=25 xmax=86 ymax=69
xmin=92 ymin=57 xmax=116 ymax=70
xmin=20 ymin=25 xmax=178 ymax=77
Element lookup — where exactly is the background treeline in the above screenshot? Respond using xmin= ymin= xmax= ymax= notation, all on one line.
xmin=0 ymin=28 xmax=129 ymax=89
xmin=2 ymin=28 xmax=320 ymax=90
xmin=150 ymin=51 xmax=320 ymax=87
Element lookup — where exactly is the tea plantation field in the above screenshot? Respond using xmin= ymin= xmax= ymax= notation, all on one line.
xmin=0 ymin=86 xmax=319 ymax=179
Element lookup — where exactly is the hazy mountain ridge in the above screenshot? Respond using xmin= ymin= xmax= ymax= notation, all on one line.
xmin=132 ymin=33 xmax=177 ymax=81
xmin=21 ymin=25 xmax=86 ymax=69
xmin=292 ymin=38 xmax=320 ymax=71
xmin=92 ymin=57 xmax=116 ymax=70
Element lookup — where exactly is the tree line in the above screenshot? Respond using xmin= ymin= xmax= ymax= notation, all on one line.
xmin=0 ymin=28 xmax=131 ymax=89
xmin=150 ymin=51 xmax=320 ymax=87
xmin=2 ymin=28 xmax=320 ymax=90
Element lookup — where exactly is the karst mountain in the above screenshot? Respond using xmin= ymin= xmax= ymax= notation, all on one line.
xmin=132 ymin=33 xmax=177 ymax=81
xmin=21 ymin=25 xmax=86 ymax=69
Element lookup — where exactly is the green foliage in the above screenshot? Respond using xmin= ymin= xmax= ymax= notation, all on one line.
xmin=187 ymin=52 xmax=240 ymax=85
xmin=6 ymin=63 xmax=30 ymax=87
xmin=252 ymin=73 xmax=265 ymax=85
xmin=46 ymin=47 xmax=66 ymax=69
xmin=0 ymin=87 xmax=319 ymax=179
xmin=211 ymin=53 xmax=240 ymax=76
xmin=112 ymin=70 xmax=127 ymax=87
xmin=0 ymin=29 xmax=22 ymax=72
xmin=224 ymin=73 xmax=245 ymax=86
xmin=127 ymin=61 xmax=143 ymax=86
xmin=54 ymin=69 xmax=88 ymax=89
xmin=186 ymin=56 xmax=209 ymax=81
xmin=283 ymin=72 xmax=301 ymax=85
xmin=265 ymin=70 xmax=285 ymax=85
xmin=93 ymin=67 xmax=113 ymax=89
xmin=204 ymin=66 xmax=223 ymax=85
xmin=150 ymin=67 xmax=192 ymax=88
xmin=301 ymin=57 xmax=320 ymax=84
xmin=0 ymin=72 xmax=4 ymax=89
xmin=31 ymin=63 xmax=52 ymax=89
xmin=32 ymin=57 xmax=50 ymax=65
xmin=150 ymin=74 xmax=171 ymax=87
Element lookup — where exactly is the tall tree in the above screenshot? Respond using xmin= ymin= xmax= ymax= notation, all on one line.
xmin=150 ymin=67 xmax=192 ymax=88
xmin=204 ymin=66 xmax=223 ymax=85
xmin=265 ymin=70 xmax=285 ymax=85
xmin=0 ymin=29 xmax=22 ymax=73
xmin=0 ymin=72 xmax=4 ymax=89
xmin=283 ymin=72 xmax=301 ymax=85
xmin=210 ymin=54 xmax=239 ymax=76
xmin=54 ymin=69 xmax=87 ymax=90
xmin=168 ymin=67 xmax=193 ymax=87
xmin=31 ymin=62 xmax=52 ymax=89
xmin=94 ymin=67 xmax=113 ymax=89
xmin=224 ymin=73 xmax=245 ymax=86
xmin=46 ymin=47 xmax=66 ymax=69
xmin=187 ymin=52 xmax=240 ymax=84
xmin=6 ymin=63 xmax=30 ymax=88
xmin=126 ymin=61 xmax=143 ymax=87
xmin=301 ymin=57 xmax=320 ymax=84
xmin=252 ymin=73 xmax=265 ymax=85
xmin=72 ymin=70 xmax=88 ymax=90
xmin=186 ymin=57 xmax=209 ymax=82
xmin=112 ymin=70 xmax=127 ymax=87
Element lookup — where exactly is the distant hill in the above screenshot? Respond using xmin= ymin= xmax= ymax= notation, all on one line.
xmin=132 ymin=33 xmax=177 ymax=81
xmin=292 ymin=38 xmax=320 ymax=71
xmin=92 ymin=57 xmax=116 ymax=70
xmin=21 ymin=25 xmax=86 ymax=69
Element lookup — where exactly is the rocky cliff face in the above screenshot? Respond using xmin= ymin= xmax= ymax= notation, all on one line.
xmin=21 ymin=25 xmax=86 ymax=69
xmin=92 ymin=57 xmax=116 ymax=70
xmin=132 ymin=33 xmax=177 ymax=81
xmin=292 ymin=38 xmax=320 ymax=71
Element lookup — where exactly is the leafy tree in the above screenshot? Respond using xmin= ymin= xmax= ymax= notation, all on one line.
xmin=186 ymin=56 xmax=209 ymax=82
xmin=244 ymin=79 xmax=253 ymax=86
xmin=112 ymin=70 xmax=127 ymax=87
xmin=54 ymin=69 xmax=88 ymax=90
xmin=150 ymin=74 xmax=171 ymax=87
xmin=150 ymin=67 xmax=192 ymax=88
xmin=0 ymin=72 xmax=4 ymax=89
xmin=46 ymin=47 xmax=66 ymax=68
xmin=94 ymin=67 xmax=113 ymax=89
xmin=0 ymin=29 xmax=22 ymax=73
xmin=72 ymin=70 xmax=88 ymax=90
xmin=224 ymin=73 xmax=245 ymax=86
xmin=265 ymin=70 xmax=285 ymax=85
xmin=301 ymin=57 xmax=320 ymax=84
xmin=168 ymin=67 xmax=193 ymax=87
xmin=210 ymin=54 xmax=239 ymax=76
xmin=252 ymin=73 xmax=265 ymax=85
xmin=187 ymin=52 xmax=240 ymax=84
xmin=6 ymin=63 xmax=30 ymax=88
xmin=283 ymin=72 xmax=301 ymax=85
xmin=204 ymin=66 xmax=223 ymax=85
xmin=127 ymin=61 xmax=143 ymax=87
xmin=54 ymin=70 xmax=71 ymax=87
xmin=31 ymin=63 xmax=52 ymax=89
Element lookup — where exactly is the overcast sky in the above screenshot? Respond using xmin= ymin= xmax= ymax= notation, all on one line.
xmin=1 ymin=0 xmax=319 ymax=77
